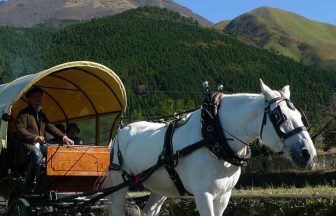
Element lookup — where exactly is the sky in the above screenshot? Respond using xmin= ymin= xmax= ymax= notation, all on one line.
xmin=175 ymin=0 xmax=336 ymax=25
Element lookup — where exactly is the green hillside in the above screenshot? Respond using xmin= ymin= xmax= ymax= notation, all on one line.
xmin=33 ymin=19 xmax=82 ymax=30
xmin=0 ymin=7 xmax=335 ymax=121
xmin=222 ymin=7 xmax=336 ymax=69
xmin=213 ymin=20 xmax=231 ymax=30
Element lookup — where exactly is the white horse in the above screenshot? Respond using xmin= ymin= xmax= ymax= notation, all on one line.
xmin=104 ymin=80 xmax=316 ymax=216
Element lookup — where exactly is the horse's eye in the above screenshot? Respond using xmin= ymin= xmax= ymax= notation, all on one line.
xmin=286 ymin=101 xmax=295 ymax=110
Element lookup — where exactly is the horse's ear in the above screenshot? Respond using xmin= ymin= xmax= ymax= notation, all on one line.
xmin=260 ymin=79 xmax=274 ymax=100
xmin=281 ymin=85 xmax=290 ymax=99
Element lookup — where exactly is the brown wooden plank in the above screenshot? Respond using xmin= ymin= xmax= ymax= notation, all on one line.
xmin=46 ymin=145 xmax=110 ymax=176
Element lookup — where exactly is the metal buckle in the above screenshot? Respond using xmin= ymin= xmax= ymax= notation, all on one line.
xmin=207 ymin=125 xmax=214 ymax=132
xmin=212 ymin=144 xmax=220 ymax=154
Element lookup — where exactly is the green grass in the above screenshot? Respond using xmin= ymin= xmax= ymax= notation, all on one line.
xmin=1 ymin=187 xmax=335 ymax=215
xmin=158 ymin=186 xmax=336 ymax=216
xmin=233 ymin=186 xmax=336 ymax=196
xmin=129 ymin=186 xmax=336 ymax=198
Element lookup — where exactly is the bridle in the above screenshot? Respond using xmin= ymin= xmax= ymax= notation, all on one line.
xmin=201 ymin=91 xmax=309 ymax=167
xmin=260 ymin=96 xmax=309 ymax=141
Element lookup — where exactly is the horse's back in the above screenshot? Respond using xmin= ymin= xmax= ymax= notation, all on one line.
xmin=116 ymin=121 xmax=167 ymax=173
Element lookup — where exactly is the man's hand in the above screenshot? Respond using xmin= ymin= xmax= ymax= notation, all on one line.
xmin=63 ymin=136 xmax=74 ymax=145
xmin=35 ymin=136 xmax=45 ymax=144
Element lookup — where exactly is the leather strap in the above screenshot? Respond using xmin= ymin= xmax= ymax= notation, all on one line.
xmin=261 ymin=97 xmax=308 ymax=141
xmin=201 ymin=92 xmax=251 ymax=166
xmin=163 ymin=122 xmax=190 ymax=196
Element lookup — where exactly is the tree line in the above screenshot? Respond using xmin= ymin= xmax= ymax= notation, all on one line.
xmin=0 ymin=7 xmax=335 ymax=130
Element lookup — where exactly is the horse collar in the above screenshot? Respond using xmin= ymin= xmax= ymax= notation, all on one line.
xmin=201 ymin=92 xmax=251 ymax=167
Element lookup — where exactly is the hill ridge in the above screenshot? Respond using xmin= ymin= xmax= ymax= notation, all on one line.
xmin=217 ymin=6 xmax=336 ymax=69
xmin=0 ymin=0 xmax=212 ymax=27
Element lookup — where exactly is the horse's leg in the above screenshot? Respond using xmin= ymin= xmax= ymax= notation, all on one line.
xmin=194 ymin=191 xmax=215 ymax=216
xmin=213 ymin=190 xmax=232 ymax=216
xmin=143 ymin=192 xmax=167 ymax=216
xmin=104 ymin=171 xmax=128 ymax=216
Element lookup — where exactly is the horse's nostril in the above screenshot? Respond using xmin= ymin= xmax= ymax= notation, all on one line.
xmin=301 ymin=149 xmax=311 ymax=162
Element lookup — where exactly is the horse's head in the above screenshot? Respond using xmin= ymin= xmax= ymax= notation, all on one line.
xmin=259 ymin=80 xmax=316 ymax=168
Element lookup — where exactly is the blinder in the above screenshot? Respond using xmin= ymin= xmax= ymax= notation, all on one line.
xmin=261 ymin=97 xmax=309 ymax=141
xmin=269 ymin=106 xmax=287 ymax=127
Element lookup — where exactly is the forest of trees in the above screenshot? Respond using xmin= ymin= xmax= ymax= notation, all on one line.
xmin=0 ymin=7 xmax=335 ymax=125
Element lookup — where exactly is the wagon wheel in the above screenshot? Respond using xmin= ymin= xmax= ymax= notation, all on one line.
xmin=34 ymin=206 xmax=54 ymax=215
xmin=82 ymin=213 xmax=96 ymax=216
xmin=7 ymin=198 xmax=34 ymax=216
xmin=124 ymin=199 xmax=141 ymax=216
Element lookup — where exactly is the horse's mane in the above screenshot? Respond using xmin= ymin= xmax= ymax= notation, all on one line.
xmin=225 ymin=93 xmax=261 ymax=97
xmin=222 ymin=93 xmax=264 ymax=100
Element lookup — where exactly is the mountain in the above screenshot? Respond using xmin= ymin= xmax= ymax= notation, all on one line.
xmin=0 ymin=0 xmax=212 ymax=27
xmin=0 ymin=7 xmax=335 ymax=120
xmin=217 ymin=7 xmax=336 ymax=69
xmin=213 ymin=20 xmax=231 ymax=30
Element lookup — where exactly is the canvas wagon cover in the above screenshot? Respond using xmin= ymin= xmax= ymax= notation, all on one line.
xmin=0 ymin=61 xmax=127 ymax=149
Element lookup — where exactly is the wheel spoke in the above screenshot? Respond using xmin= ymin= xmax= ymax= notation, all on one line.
xmin=8 ymin=199 xmax=32 ymax=216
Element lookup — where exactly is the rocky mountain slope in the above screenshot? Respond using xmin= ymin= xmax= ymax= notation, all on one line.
xmin=0 ymin=0 xmax=212 ymax=27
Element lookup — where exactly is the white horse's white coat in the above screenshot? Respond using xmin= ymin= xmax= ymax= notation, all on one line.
xmin=105 ymin=80 xmax=316 ymax=216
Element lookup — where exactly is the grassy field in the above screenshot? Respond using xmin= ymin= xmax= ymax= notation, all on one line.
xmin=233 ymin=186 xmax=336 ymax=196
xmin=1 ymin=186 xmax=335 ymax=215
xmin=129 ymin=186 xmax=336 ymax=215
xmin=129 ymin=186 xmax=336 ymax=200
xmin=158 ymin=186 xmax=336 ymax=216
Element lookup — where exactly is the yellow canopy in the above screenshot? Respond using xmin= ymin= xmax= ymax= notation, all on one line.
xmin=0 ymin=61 xmax=127 ymax=149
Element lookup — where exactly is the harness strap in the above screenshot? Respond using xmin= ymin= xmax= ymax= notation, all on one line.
xmin=108 ymin=122 xmax=212 ymax=197
xmin=281 ymin=126 xmax=307 ymax=139
xmin=260 ymin=111 xmax=268 ymax=139
xmin=66 ymin=136 xmax=214 ymax=207
xmin=175 ymin=137 xmax=213 ymax=158
xmin=131 ymin=137 xmax=211 ymax=189
xmin=202 ymin=100 xmax=250 ymax=166
xmin=163 ymin=122 xmax=191 ymax=196
xmin=260 ymin=97 xmax=309 ymax=141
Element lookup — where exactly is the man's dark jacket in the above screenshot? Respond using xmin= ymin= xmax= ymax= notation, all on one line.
xmin=16 ymin=105 xmax=64 ymax=148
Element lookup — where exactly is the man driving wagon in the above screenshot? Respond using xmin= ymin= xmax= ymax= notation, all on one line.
xmin=16 ymin=87 xmax=74 ymax=192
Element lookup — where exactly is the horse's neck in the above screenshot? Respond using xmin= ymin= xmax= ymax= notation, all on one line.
xmin=218 ymin=94 xmax=265 ymax=153
xmin=176 ymin=94 xmax=265 ymax=154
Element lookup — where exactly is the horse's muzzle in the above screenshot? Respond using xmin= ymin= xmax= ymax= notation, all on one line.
xmin=290 ymin=140 xmax=316 ymax=169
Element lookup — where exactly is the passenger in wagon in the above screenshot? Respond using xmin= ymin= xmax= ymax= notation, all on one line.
xmin=66 ymin=123 xmax=83 ymax=145
xmin=16 ymin=87 xmax=74 ymax=193
xmin=49 ymin=124 xmax=66 ymax=143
